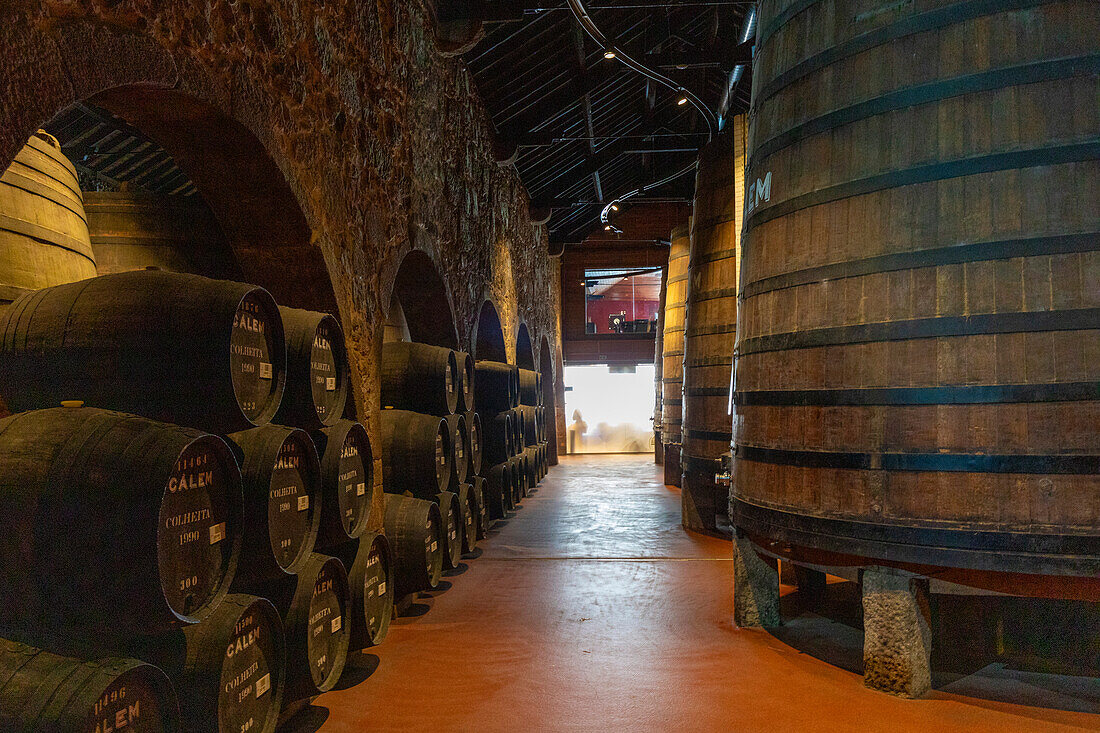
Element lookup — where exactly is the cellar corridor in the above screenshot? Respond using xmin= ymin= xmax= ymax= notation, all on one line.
xmin=297 ymin=455 xmax=1098 ymax=733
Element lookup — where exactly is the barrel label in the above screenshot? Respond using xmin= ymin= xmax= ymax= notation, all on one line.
xmin=436 ymin=434 xmax=446 ymax=471
xmin=232 ymin=294 xmax=277 ymax=421
xmin=255 ymin=673 xmax=270 ymax=697
xmin=160 ymin=443 xmax=230 ymax=619
xmin=220 ymin=607 xmax=276 ymax=733
xmin=311 ymin=324 xmax=341 ymax=419
xmin=744 ymin=171 xmax=772 ymax=216
xmin=336 ymin=431 xmax=369 ymax=535
xmin=430 ymin=541 xmax=437 ymax=552
xmin=308 ymin=563 xmax=347 ymax=688
xmin=91 ymin=678 xmax=157 ymax=733
xmin=269 ymin=436 xmax=313 ymax=568
xmin=377 ymin=581 xmax=386 ymax=596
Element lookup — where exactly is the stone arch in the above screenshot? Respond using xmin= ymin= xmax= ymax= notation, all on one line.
xmin=384 ymin=249 xmax=459 ymax=349
xmin=0 ymin=22 xmax=338 ymax=316
xmin=539 ymin=334 xmax=560 ymax=464
xmin=515 ymin=322 xmax=535 ymax=371
xmin=473 ymin=298 xmax=508 ymax=363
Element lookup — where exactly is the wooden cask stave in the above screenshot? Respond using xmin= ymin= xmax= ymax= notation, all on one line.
xmin=481 ymin=411 xmax=514 ymax=466
xmin=131 ymin=594 xmax=285 ymax=733
xmin=469 ymin=476 xmax=489 ymax=539
xmin=379 ymin=409 xmax=452 ymax=498
xmin=0 ymin=407 xmax=241 ymax=633
xmin=434 ymin=491 xmax=463 ymax=570
xmin=346 ymin=532 xmax=393 ymax=651
xmin=464 ymin=410 xmax=483 ymax=477
xmin=0 ymin=132 xmax=97 ymax=293
xmin=274 ymin=307 xmax=349 ymax=430
xmin=654 ymin=262 xmax=669 ymax=464
xmin=383 ymin=494 xmax=443 ymax=596
xmin=473 ymin=361 xmax=516 ymax=415
xmin=0 ymin=270 xmax=286 ymax=433
xmin=0 ymin=638 xmax=179 ymax=733
xmin=455 ymin=351 xmax=475 ymax=412
xmin=445 ymin=412 xmax=469 ymax=488
xmin=381 ymin=342 xmax=459 ymax=416
xmin=682 ymin=121 xmax=747 ymax=532
xmin=732 ymin=0 xmax=1100 ymax=577
xmin=311 ymin=420 xmax=373 ymax=551
xmin=518 ymin=368 xmax=540 ymax=406
xmin=457 ymin=483 xmax=479 ymax=555
xmin=661 ymin=223 xmax=691 ymax=487
xmin=277 ymin=554 xmax=351 ymax=703
xmin=483 ymin=463 xmax=512 ymax=519
xmin=227 ymin=426 xmax=322 ymax=585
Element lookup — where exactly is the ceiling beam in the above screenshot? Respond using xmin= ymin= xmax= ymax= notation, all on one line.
xmin=495 ymin=60 xmax=622 ymax=145
xmin=644 ymin=37 xmax=754 ymax=71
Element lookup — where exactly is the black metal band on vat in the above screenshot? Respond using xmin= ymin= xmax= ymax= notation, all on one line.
xmin=734 ymin=382 xmax=1100 ymax=407
xmin=735 ymin=445 xmax=1100 ymax=475
xmin=731 ymin=496 xmax=1100 ymax=577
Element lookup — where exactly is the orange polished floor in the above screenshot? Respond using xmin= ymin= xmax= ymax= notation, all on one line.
xmin=297 ymin=454 xmax=1100 ymax=732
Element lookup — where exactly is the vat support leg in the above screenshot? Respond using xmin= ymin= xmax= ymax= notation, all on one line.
xmin=733 ymin=532 xmax=780 ymax=628
xmin=861 ymin=567 xmax=932 ymax=698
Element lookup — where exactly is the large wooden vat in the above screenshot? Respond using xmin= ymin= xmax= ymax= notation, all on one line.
xmin=654 ymin=263 xmax=668 ymax=464
xmin=661 ymin=222 xmax=691 ymax=485
xmin=732 ymin=0 xmax=1100 ymax=579
xmin=0 ymin=131 xmax=96 ymax=303
xmin=84 ymin=190 xmax=240 ymax=279
xmin=682 ymin=120 xmax=746 ymax=532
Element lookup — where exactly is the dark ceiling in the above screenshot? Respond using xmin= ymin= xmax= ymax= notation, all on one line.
xmin=462 ymin=1 xmax=754 ymax=246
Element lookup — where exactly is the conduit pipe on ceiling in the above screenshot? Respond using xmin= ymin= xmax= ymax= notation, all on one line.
xmin=566 ymin=0 xmax=716 ymax=233
xmin=717 ymin=5 xmax=758 ymax=131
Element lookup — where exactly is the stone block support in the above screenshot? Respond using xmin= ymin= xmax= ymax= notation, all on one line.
xmin=733 ymin=533 xmax=780 ymax=628
xmin=861 ymin=567 xmax=932 ymax=698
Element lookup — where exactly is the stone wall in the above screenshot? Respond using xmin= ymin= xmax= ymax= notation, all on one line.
xmin=0 ymin=0 xmax=564 ymax=531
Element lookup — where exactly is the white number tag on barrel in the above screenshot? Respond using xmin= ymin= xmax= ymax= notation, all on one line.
xmin=356 ymin=482 xmax=366 ymax=496
xmin=259 ymin=362 xmax=273 ymax=380
xmin=331 ymin=616 xmax=342 ymax=633
xmin=297 ymin=495 xmax=309 ymax=511
xmin=326 ymin=377 xmax=336 ymax=391
xmin=210 ymin=522 xmax=226 ymax=544
xmin=255 ymin=674 xmax=270 ymax=697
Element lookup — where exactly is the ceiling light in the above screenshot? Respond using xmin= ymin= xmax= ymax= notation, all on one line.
xmin=604 ymin=50 xmax=616 ymax=59
xmin=610 ymin=204 xmax=619 ymax=211
xmin=677 ymin=97 xmax=689 ymax=106
xmin=604 ymin=225 xmax=612 ymax=231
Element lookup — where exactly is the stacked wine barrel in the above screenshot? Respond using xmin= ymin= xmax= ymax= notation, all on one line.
xmin=0 ymin=270 xmax=393 ymax=732
xmin=381 ymin=343 xmax=489 ymax=587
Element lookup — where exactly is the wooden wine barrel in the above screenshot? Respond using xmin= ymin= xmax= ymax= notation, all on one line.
xmin=0 ymin=131 xmax=97 ymax=293
xmin=134 ymin=594 xmax=285 ymax=733
xmin=383 ymin=494 xmax=443 ymax=596
xmin=0 ymin=270 xmax=287 ymax=433
xmin=469 ymin=476 xmax=489 ymax=539
xmin=455 ymin=351 xmax=475 ymax=412
xmin=482 ymin=411 xmax=514 ymax=465
xmin=279 ymin=553 xmax=351 ymax=702
xmin=662 ymin=221 xmax=690 ymax=486
xmin=509 ymin=456 xmax=526 ymax=502
xmin=523 ymin=447 xmax=539 ymax=489
xmin=654 ymin=260 xmax=669 ymax=464
xmin=682 ymin=121 xmax=746 ymax=533
xmin=0 ymin=407 xmax=241 ymax=633
xmin=511 ymin=408 xmax=525 ymax=452
xmin=465 ymin=410 xmax=483 ymax=477
xmin=445 ymin=412 xmax=469 ymax=487
xmin=518 ymin=368 xmax=539 ymax=406
xmin=434 ymin=491 xmax=463 ymax=570
xmin=227 ymin=426 xmax=322 ymax=584
xmin=83 ymin=189 xmax=240 ymax=279
xmin=379 ymin=409 xmax=452 ymax=498
xmin=274 ymin=307 xmax=349 ymax=429
xmin=0 ymin=639 xmax=179 ymax=733
xmin=516 ymin=405 xmax=538 ymax=447
xmin=346 ymin=532 xmax=393 ymax=650
xmin=733 ymin=0 xmax=1100 ymax=578
xmin=311 ymin=420 xmax=373 ymax=551
xmin=473 ymin=361 xmax=517 ymax=415
xmin=456 ymin=483 xmax=478 ymax=555
xmin=484 ymin=463 xmax=511 ymax=519
xmin=381 ymin=342 xmax=459 ymax=416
